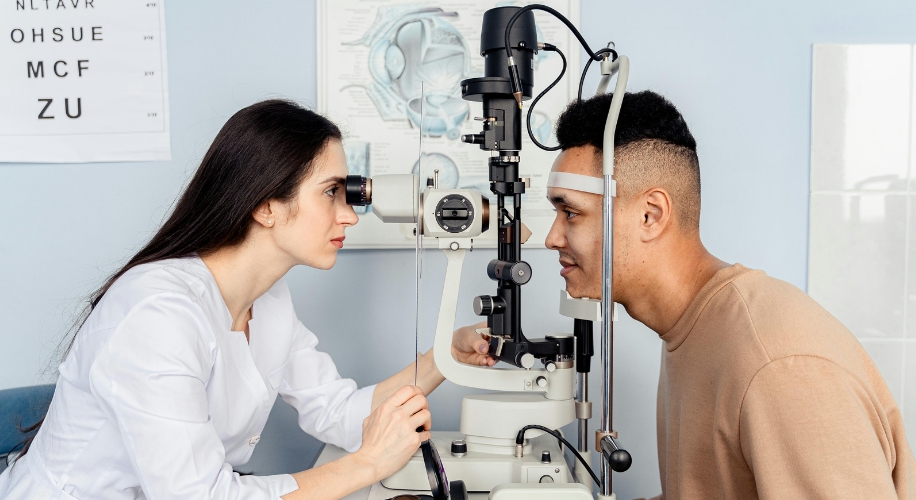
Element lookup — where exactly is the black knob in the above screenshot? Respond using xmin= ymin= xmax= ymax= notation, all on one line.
xmin=486 ymin=260 xmax=532 ymax=285
xmin=609 ymin=449 xmax=632 ymax=472
xmin=540 ymin=450 xmax=551 ymax=463
xmin=451 ymin=439 xmax=467 ymax=457
xmin=449 ymin=479 xmax=469 ymax=500
xmin=472 ymin=295 xmax=505 ymax=316
xmin=461 ymin=133 xmax=485 ymax=144
xmin=473 ymin=296 xmax=493 ymax=316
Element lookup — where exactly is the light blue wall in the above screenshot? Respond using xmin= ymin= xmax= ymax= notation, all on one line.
xmin=2 ymin=0 xmax=915 ymax=498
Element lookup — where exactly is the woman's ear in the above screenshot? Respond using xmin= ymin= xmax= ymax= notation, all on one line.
xmin=252 ymin=201 xmax=276 ymax=228
xmin=640 ymin=188 xmax=672 ymax=242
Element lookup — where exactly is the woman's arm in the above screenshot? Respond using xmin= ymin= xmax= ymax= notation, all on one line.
xmin=281 ymin=453 xmax=375 ymax=500
xmin=283 ymin=386 xmax=431 ymax=500
xmin=372 ymin=323 xmax=494 ymax=410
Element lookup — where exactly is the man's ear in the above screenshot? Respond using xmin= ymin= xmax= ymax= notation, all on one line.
xmin=639 ymin=188 xmax=672 ymax=242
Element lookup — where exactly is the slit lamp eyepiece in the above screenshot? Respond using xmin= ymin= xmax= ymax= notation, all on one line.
xmin=345 ymin=175 xmax=371 ymax=206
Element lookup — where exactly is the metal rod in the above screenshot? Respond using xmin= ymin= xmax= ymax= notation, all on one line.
xmin=577 ymin=372 xmax=589 ymax=452
xmin=600 ymin=174 xmax=614 ymax=497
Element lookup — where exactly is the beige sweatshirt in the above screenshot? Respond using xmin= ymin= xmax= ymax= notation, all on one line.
xmin=652 ymin=264 xmax=915 ymax=499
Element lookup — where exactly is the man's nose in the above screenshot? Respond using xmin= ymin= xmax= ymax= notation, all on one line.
xmin=545 ymin=220 xmax=565 ymax=250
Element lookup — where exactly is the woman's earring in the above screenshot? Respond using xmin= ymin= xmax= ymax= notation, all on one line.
xmin=267 ymin=219 xmax=274 ymax=227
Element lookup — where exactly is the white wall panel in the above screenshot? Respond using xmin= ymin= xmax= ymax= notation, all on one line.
xmin=906 ymin=342 xmax=916 ymax=446
xmin=811 ymin=45 xmax=912 ymax=192
xmin=809 ymin=193 xmax=907 ymax=338
xmin=908 ymin=194 xmax=916 ymax=339
xmin=809 ymin=44 xmax=915 ymax=453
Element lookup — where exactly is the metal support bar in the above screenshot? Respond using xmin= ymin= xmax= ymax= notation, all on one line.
xmin=599 ymin=174 xmax=614 ymax=497
xmin=576 ymin=373 xmax=589 ymax=452
xmin=597 ymin=54 xmax=629 ymax=499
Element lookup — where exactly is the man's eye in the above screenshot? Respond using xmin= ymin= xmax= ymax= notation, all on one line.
xmin=564 ymin=210 xmax=578 ymax=219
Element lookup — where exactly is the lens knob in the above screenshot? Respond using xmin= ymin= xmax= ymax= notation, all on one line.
xmin=473 ymin=296 xmax=492 ymax=316
xmin=487 ymin=260 xmax=532 ymax=285
xmin=472 ymin=295 xmax=505 ymax=316
xmin=451 ymin=439 xmax=467 ymax=457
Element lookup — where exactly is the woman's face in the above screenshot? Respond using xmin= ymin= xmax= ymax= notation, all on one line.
xmin=271 ymin=140 xmax=358 ymax=270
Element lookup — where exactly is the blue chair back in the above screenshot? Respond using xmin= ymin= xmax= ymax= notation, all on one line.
xmin=0 ymin=384 xmax=55 ymax=455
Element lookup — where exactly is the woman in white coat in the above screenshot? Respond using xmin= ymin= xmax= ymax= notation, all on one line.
xmin=0 ymin=100 xmax=494 ymax=500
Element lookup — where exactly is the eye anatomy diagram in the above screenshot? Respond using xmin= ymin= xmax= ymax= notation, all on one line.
xmin=413 ymin=153 xmax=460 ymax=188
xmin=318 ymin=0 xmax=580 ymax=247
xmin=344 ymin=5 xmax=473 ymax=140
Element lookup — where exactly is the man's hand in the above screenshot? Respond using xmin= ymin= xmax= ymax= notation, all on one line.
xmin=451 ymin=322 xmax=496 ymax=366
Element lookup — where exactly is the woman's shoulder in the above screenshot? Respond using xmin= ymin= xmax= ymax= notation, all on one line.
xmin=90 ymin=256 xmax=226 ymax=331
xmin=63 ymin=257 xmax=223 ymax=384
xmin=116 ymin=256 xmax=211 ymax=294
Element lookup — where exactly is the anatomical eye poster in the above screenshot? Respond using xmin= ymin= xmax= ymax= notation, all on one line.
xmin=0 ymin=0 xmax=170 ymax=163
xmin=317 ymin=0 xmax=580 ymax=249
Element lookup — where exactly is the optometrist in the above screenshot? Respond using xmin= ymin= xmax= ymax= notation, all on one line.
xmin=0 ymin=100 xmax=495 ymax=500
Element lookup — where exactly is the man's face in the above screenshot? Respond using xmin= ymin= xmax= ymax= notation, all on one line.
xmin=545 ymin=146 xmax=638 ymax=301
xmin=545 ymin=146 xmax=604 ymax=299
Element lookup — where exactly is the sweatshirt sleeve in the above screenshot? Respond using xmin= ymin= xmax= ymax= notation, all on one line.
xmin=739 ymin=355 xmax=899 ymax=500
xmin=276 ymin=322 xmax=375 ymax=453
xmin=90 ymin=292 xmax=298 ymax=500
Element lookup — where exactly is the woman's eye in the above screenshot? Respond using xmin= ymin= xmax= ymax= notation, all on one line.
xmin=325 ymin=186 xmax=339 ymax=198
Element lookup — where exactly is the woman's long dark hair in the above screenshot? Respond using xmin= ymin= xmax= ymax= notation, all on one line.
xmin=16 ymin=99 xmax=342 ymax=459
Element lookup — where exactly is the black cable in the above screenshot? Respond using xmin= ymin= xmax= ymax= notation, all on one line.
xmin=577 ymin=47 xmax=615 ymax=102
xmin=498 ymin=5 xmax=621 ymax=140
xmin=516 ymin=425 xmax=600 ymax=487
xmin=527 ymin=44 xmax=566 ymax=151
xmin=504 ymin=4 xmax=605 ymax=63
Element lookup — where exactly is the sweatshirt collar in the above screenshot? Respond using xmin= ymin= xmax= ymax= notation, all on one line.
xmin=660 ymin=263 xmax=759 ymax=351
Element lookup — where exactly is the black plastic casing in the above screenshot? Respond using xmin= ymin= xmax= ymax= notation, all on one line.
xmin=461 ymin=6 xmax=538 ymax=152
xmin=479 ymin=6 xmax=537 ymax=94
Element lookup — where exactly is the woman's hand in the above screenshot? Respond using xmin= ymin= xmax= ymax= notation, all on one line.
xmin=370 ymin=325 xmax=495 ymax=416
xmin=354 ymin=385 xmax=431 ymax=482
xmin=451 ymin=322 xmax=496 ymax=366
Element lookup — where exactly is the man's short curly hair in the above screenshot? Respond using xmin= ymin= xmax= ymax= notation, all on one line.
xmin=555 ymin=90 xmax=702 ymax=232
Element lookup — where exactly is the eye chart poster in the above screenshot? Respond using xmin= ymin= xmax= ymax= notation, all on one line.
xmin=0 ymin=0 xmax=170 ymax=163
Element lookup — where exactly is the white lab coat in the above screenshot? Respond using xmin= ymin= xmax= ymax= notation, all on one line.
xmin=0 ymin=256 xmax=375 ymax=500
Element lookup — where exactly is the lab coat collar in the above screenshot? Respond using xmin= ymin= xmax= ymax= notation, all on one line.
xmin=177 ymin=255 xmax=293 ymax=396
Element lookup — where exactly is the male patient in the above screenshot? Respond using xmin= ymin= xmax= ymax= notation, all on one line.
xmin=544 ymin=90 xmax=915 ymax=499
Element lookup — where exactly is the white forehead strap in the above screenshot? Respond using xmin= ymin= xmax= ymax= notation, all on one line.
xmin=547 ymin=172 xmax=604 ymax=195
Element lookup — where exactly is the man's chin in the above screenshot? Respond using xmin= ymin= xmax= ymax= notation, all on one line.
xmin=564 ymin=283 xmax=600 ymax=300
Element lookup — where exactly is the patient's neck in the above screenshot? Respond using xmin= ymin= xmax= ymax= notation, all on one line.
xmin=620 ymin=238 xmax=727 ymax=335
